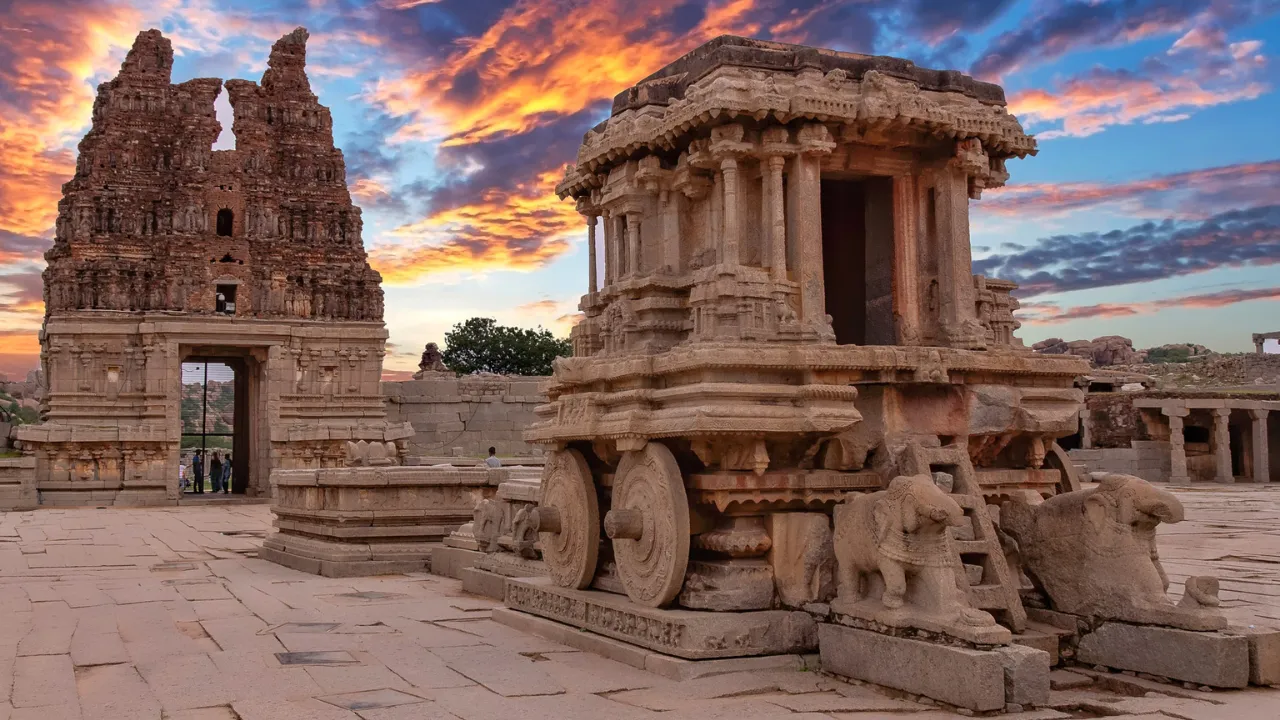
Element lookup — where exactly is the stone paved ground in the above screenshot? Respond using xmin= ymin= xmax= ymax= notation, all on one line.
xmin=3 ymin=486 xmax=1280 ymax=719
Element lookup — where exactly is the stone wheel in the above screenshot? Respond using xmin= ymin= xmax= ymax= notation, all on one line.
xmin=538 ymin=448 xmax=600 ymax=589
xmin=1044 ymin=440 xmax=1080 ymax=495
xmin=609 ymin=442 xmax=690 ymax=608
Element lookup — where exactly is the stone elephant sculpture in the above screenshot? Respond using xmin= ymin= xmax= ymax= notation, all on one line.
xmin=833 ymin=474 xmax=991 ymax=627
xmin=1001 ymin=472 xmax=1224 ymax=631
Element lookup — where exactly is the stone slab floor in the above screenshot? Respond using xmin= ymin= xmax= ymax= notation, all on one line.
xmin=4 ymin=485 xmax=1280 ymax=720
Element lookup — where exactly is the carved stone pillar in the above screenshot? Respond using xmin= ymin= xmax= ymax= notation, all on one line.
xmin=602 ymin=210 xmax=614 ymax=285
xmin=935 ymin=166 xmax=984 ymax=348
xmin=766 ymin=156 xmax=787 ymax=280
xmin=719 ymin=158 xmax=740 ymax=267
xmin=1165 ymin=409 xmax=1189 ymax=484
xmin=788 ymin=124 xmax=833 ymax=334
xmin=661 ymin=190 xmax=680 ymax=273
xmin=1080 ymin=409 xmax=1092 ymax=450
xmin=1251 ymin=409 xmax=1270 ymax=482
xmin=626 ymin=211 xmax=642 ymax=278
xmin=1213 ymin=408 xmax=1232 ymax=483
xmin=892 ymin=174 xmax=921 ymax=345
xmin=586 ymin=214 xmax=598 ymax=293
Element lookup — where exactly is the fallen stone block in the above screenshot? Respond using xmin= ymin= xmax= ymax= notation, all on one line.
xmin=1233 ymin=625 xmax=1280 ymax=686
xmin=1076 ymin=622 xmax=1248 ymax=688
xmin=818 ymin=623 xmax=1006 ymax=711
xmin=996 ymin=642 xmax=1050 ymax=707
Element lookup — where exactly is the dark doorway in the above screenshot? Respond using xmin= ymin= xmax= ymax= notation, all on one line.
xmin=820 ymin=177 xmax=895 ymax=345
xmin=216 ymin=208 xmax=234 ymax=236
xmin=180 ymin=360 xmax=248 ymax=494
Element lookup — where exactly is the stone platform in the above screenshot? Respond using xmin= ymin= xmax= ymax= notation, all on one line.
xmin=504 ymin=577 xmax=816 ymax=660
xmin=264 ymin=464 xmax=511 ymax=577
xmin=1076 ymin=621 xmax=1251 ymax=688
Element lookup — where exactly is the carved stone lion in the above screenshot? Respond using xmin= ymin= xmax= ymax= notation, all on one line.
xmin=833 ymin=475 xmax=996 ymax=634
xmin=1001 ymin=473 xmax=1225 ymax=631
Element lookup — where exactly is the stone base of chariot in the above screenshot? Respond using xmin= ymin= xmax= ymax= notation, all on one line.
xmin=503 ymin=577 xmax=816 ymax=660
xmin=1074 ymin=622 xmax=1256 ymax=688
xmin=818 ymin=622 xmax=1050 ymax=712
xmin=461 ymin=554 xmax=548 ymax=599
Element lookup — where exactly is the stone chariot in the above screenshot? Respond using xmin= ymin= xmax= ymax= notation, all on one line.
xmin=514 ymin=36 xmax=1088 ymax=659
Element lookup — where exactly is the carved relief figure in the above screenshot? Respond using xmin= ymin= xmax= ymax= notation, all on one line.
xmin=1001 ymin=473 xmax=1226 ymax=631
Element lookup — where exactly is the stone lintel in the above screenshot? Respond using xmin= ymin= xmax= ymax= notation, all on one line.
xmin=1076 ymin=622 xmax=1249 ymax=688
xmin=504 ymin=577 xmax=816 ymax=660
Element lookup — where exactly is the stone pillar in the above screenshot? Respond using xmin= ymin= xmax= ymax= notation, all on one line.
xmin=661 ymin=190 xmax=680 ymax=273
xmin=1080 ymin=409 xmax=1093 ymax=450
xmin=1213 ymin=407 xmax=1233 ymax=483
xmin=766 ymin=155 xmax=787 ymax=280
xmin=1251 ymin=409 xmax=1271 ymax=482
xmin=626 ymin=211 xmax=642 ymax=278
xmin=892 ymin=174 xmax=920 ymax=344
xmin=934 ymin=167 xmax=983 ymax=348
xmin=602 ymin=210 xmax=614 ymax=285
xmin=720 ymin=158 xmax=740 ymax=267
xmin=1165 ymin=408 xmax=1190 ymax=484
xmin=787 ymin=124 xmax=833 ymax=331
xmin=586 ymin=215 xmax=598 ymax=294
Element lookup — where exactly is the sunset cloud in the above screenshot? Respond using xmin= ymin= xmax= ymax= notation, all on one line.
xmin=1009 ymin=39 xmax=1268 ymax=139
xmin=977 ymin=205 xmax=1280 ymax=297
xmin=977 ymin=160 xmax=1280 ymax=220
xmin=1020 ymin=286 xmax=1280 ymax=324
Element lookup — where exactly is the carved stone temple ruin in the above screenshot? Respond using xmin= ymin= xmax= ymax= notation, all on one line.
xmin=485 ymin=36 xmax=1279 ymax=709
xmin=8 ymin=28 xmax=410 ymax=508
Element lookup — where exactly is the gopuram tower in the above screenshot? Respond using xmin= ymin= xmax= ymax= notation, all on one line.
xmin=11 ymin=28 xmax=410 ymax=508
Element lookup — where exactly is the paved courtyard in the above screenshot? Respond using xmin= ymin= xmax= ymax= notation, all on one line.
xmin=3 ymin=486 xmax=1280 ymax=720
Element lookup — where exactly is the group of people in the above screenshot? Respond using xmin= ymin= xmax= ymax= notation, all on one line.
xmin=179 ymin=450 xmax=233 ymax=494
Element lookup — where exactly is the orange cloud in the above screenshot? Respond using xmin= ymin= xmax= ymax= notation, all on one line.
xmin=1019 ymin=286 xmax=1280 ymax=325
xmin=349 ymin=176 xmax=393 ymax=206
xmin=368 ymin=0 xmax=765 ymax=146
xmin=0 ymin=2 xmax=146 ymax=239
xmin=369 ymin=169 xmax=581 ymax=283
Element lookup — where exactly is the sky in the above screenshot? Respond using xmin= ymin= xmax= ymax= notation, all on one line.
xmin=1 ymin=0 xmax=1278 ymax=381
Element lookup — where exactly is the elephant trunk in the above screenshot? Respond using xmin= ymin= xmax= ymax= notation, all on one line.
xmin=1138 ymin=487 xmax=1184 ymax=524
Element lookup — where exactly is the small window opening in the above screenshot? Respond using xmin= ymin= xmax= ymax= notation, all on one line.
xmin=219 ymin=253 xmax=237 ymax=263
xmin=216 ymin=208 xmax=234 ymax=236
xmin=215 ymin=284 xmax=237 ymax=315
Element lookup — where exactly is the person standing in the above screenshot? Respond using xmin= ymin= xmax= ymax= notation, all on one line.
xmin=178 ymin=460 xmax=187 ymax=492
xmin=222 ymin=454 xmax=233 ymax=494
xmin=485 ymin=446 xmax=502 ymax=468
xmin=193 ymin=451 xmax=204 ymax=494
xmin=210 ymin=452 xmax=223 ymax=494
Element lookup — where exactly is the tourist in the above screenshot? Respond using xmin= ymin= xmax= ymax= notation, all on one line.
xmin=222 ymin=454 xmax=232 ymax=494
xmin=485 ymin=446 xmax=502 ymax=468
xmin=192 ymin=451 xmax=204 ymax=494
xmin=178 ymin=459 xmax=187 ymax=492
xmin=210 ymin=452 xmax=223 ymax=493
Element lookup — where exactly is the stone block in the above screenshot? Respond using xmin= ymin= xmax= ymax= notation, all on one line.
xmin=460 ymin=568 xmax=507 ymax=600
xmin=431 ymin=545 xmax=483 ymax=579
xmin=1076 ymin=622 xmax=1249 ymax=688
xmin=818 ymin=623 xmax=1006 ymax=711
xmin=505 ymin=577 xmax=816 ymax=659
xmin=996 ymin=642 xmax=1050 ymax=706
xmin=1234 ymin=626 xmax=1280 ymax=686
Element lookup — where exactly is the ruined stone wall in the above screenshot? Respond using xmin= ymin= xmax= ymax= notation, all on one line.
xmin=383 ymin=375 xmax=546 ymax=459
xmin=1084 ymin=393 xmax=1141 ymax=449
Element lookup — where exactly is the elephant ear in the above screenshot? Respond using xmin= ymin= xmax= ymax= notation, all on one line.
xmin=872 ymin=496 xmax=893 ymax=545
xmin=1084 ymin=493 xmax=1110 ymax=534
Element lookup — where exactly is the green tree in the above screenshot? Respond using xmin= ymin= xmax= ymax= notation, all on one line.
xmin=442 ymin=317 xmax=571 ymax=376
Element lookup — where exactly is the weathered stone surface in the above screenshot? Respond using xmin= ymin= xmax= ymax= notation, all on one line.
xmin=1002 ymin=474 xmax=1227 ymax=631
xmin=460 ymin=568 xmax=507 ymax=600
xmin=818 ymin=622 xmax=1006 ymax=711
xmin=996 ymin=643 xmax=1051 ymax=707
xmin=505 ymin=577 xmax=815 ymax=659
xmin=1076 ymin=622 xmax=1249 ymax=688
xmin=1238 ymin=626 xmax=1280 ymax=686
xmin=767 ymin=513 xmax=834 ymax=609
xmin=832 ymin=474 xmax=1010 ymax=645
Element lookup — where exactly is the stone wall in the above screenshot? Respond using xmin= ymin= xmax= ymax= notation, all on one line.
xmin=382 ymin=374 xmax=546 ymax=459
xmin=1068 ymin=442 xmax=1171 ymax=483
xmin=0 ymin=456 xmax=36 ymax=509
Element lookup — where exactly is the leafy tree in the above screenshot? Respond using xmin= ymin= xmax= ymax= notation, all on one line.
xmin=442 ymin=317 xmax=571 ymax=376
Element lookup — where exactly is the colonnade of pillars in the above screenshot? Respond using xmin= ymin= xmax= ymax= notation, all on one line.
xmin=1162 ymin=407 xmax=1271 ymax=484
